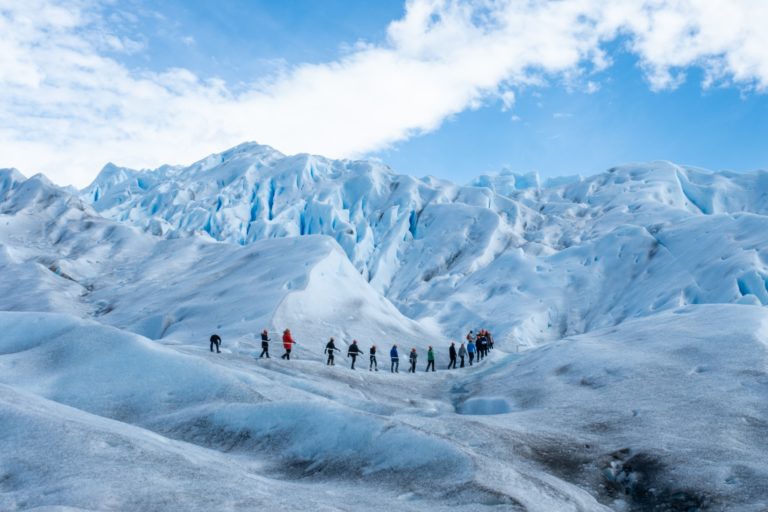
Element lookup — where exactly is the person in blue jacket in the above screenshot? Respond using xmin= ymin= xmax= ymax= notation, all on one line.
xmin=467 ymin=339 xmax=476 ymax=366
xmin=390 ymin=344 xmax=399 ymax=373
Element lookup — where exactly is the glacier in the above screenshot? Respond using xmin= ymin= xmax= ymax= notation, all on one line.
xmin=1 ymin=144 xmax=768 ymax=511
xmin=84 ymin=143 xmax=768 ymax=343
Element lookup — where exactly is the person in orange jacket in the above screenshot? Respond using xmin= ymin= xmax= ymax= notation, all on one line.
xmin=281 ymin=329 xmax=297 ymax=360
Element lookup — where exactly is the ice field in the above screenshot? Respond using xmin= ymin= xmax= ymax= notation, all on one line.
xmin=1 ymin=145 xmax=768 ymax=510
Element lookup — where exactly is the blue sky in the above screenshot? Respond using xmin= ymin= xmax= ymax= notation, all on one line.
xmin=2 ymin=0 xmax=767 ymax=186
xmin=377 ymin=49 xmax=768 ymax=182
xmin=109 ymin=1 xmax=404 ymax=79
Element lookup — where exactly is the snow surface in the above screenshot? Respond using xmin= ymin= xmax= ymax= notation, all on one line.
xmin=1 ymin=146 xmax=768 ymax=511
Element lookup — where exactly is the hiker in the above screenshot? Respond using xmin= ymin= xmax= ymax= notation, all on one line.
xmin=480 ymin=333 xmax=489 ymax=359
xmin=458 ymin=342 xmax=467 ymax=368
xmin=466 ymin=330 xmax=474 ymax=344
xmin=325 ymin=337 xmax=339 ymax=365
xmin=477 ymin=334 xmax=486 ymax=361
xmin=390 ymin=345 xmax=399 ymax=373
xmin=426 ymin=346 xmax=435 ymax=372
xmin=347 ymin=340 xmax=361 ymax=369
xmin=281 ymin=329 xmax=296 ymax=360
xmin=369 ymin=345 xmax=378 ymax=371
xmin=210 ymin=334 xmax=221 ymax=353
xmin=487 ymin=330 xmax=494 ymax=350
xmin=259 ymin=329 xmax=270 ymax=358
xmin=408 ymin=348 xmax=418 ymax=373
xmin=467 ymin=339 xmax=476 ymax=365
xmin=448 ymin=342 xmax=457 ymax=369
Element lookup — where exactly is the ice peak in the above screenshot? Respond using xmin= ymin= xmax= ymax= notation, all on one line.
xmin=188 ymin=141 xmax=285 ymax=174
xmin=469 ymin=170 xmax=541 ymax=195
xmin=219 ymin=141 xmax=284 ymax=161
xmin=85 ymin=163 xmax=138 ymax=192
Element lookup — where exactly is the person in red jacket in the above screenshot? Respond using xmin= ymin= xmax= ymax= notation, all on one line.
xmin=281 ymin=329 xmax=296 ymax=360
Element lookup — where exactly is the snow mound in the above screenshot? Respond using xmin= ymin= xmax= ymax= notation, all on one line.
xmin=153 ymin=401 xmax=471 ymax=481
xmin=0 ymin=312 xmax=264 ymax=421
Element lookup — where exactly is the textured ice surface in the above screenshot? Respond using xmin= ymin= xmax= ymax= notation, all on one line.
xmin=80 ymin=148 xmax=768 ymax=343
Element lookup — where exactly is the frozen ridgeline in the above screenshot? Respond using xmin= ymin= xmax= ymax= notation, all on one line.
xmin=0 ymin=147 xmax=768 ymax=510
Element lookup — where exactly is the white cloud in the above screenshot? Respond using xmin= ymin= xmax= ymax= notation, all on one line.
xmin=499 ymin=90 xmax=516 ymax=111
xmin=1 ymin=0 xmax=767 ymax=186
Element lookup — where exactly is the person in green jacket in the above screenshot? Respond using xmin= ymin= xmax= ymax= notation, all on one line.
xmin=425 ymin=345 xmax=435 ymax=372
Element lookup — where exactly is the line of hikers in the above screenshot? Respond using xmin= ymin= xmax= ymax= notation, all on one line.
xmin=323 ymin=329 xmax=494 ymax=372
xmin=211 ymin=328 xmax=495 ymax=373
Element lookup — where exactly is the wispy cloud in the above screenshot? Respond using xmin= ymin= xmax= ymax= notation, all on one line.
xmin=1 ymin=0 xmax=767 ymax=186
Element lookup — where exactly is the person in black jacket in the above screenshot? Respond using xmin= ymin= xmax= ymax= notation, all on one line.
xmin=347 ymin=340 xmax=361 ymax=369
xmin=369 ymin=345 xmax=378 ymax=371
xmin=448 ymin=342 xmax=457 ymax=369
xmin=477 ymin=334 xmax=487 ymax=361
xmin=210 ymin=334 xmax=221 ymax=353
xmin=259 ymin=329 xmax=270 ymax=358
xmin=325 ymin=337 xmax=339 ymax=366
xmin=408 ymin=348 xmax=418 ymax=373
